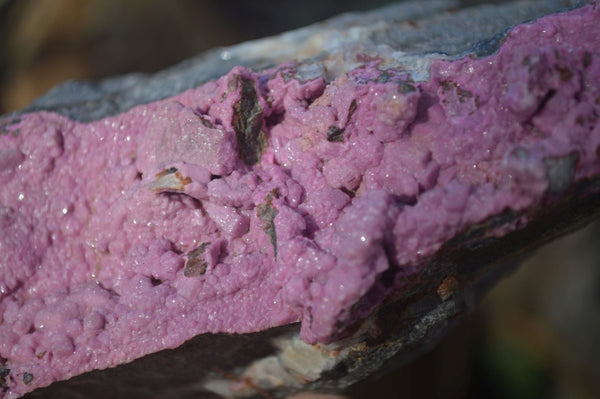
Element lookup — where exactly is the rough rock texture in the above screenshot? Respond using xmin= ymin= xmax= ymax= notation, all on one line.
xmin=0 ymin=1 xmax=599 ymax=398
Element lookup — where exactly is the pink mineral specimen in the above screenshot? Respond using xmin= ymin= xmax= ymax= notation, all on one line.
xmin=0 ymin=4 xmax=599 ymax=398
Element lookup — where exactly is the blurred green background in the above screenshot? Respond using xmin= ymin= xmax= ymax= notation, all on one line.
xmin=1 ymin=1 xmax=599 ymax=398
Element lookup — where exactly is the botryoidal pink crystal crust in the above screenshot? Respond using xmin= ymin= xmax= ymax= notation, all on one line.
xmin=0 ymin=4 xmax=599 ymax=397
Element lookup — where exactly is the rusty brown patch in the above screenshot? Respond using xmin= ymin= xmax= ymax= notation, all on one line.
xmin=151 ymin=168 xmax=192 ymax=191
xmin=437 ymin=276 xmax=459 ymax=301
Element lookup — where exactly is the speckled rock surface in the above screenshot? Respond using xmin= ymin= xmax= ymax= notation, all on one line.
xmin=1 ymin=1 xmax=599 ymax=398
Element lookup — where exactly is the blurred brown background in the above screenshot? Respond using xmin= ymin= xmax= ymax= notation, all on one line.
xmin=1 ymin=1 xmax=599 ymax=398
